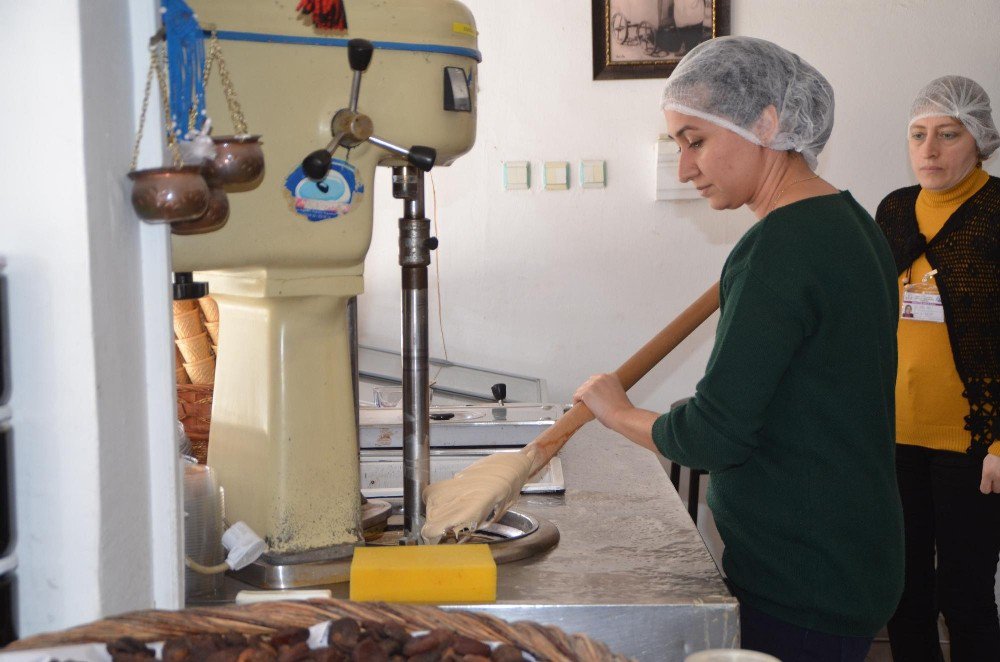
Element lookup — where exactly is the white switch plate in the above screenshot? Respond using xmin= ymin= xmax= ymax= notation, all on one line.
xmin=580 ymin=160 xmax=606 ymax=188
xmin=503 ymin=161 xmax=530 ymax=190
xmin=655 ymin=135 xmax=700 ymax=200
xmin=544 ymin=161 xmax=569 ymax=190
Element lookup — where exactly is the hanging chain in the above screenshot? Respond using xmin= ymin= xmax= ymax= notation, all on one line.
xmin=187 ymin=35 xmax=216 ymax=133
xmin=129 ymin=48 xmax=157 ymax=172
xmin=153 ymin=42 xmax=184 ymax=168
xmin=209 ymin=32 xmax=248 ymax=135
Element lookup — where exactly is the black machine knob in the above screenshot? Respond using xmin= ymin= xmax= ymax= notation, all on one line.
xmin=424 ymin=237 xmax=439 ymax=251
xmin=491 ymin=383 xmax=507 ymax=404
xmin=348 ymin=39 xmax=374 ymax=72
xmin=172 ymin=272 xmax=208 ymax=300
xmin=302 ymin=149 xmax=333 ymax=181
xmin=407 ymin=146 xmax=437 ymax=172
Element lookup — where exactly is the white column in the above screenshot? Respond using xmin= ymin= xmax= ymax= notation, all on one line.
xmin=0 ymin=0 xmax=180 ymax=635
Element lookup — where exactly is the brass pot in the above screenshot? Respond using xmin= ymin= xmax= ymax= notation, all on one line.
xmin=171 ymin=185 xmax=230 ymax=235
xmin=203 ymin=135 xmax=264 ymax=188
xmin=128 ymin=166 xmax=210 ymax=223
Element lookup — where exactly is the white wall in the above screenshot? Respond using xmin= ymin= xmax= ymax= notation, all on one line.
xmin=0 ymin=0 xmax=180 ymax=636
xmin=359 ymin=0 xmax=1000 ymax=415
xmin=0 ymin=0 xmax=997 ymax=640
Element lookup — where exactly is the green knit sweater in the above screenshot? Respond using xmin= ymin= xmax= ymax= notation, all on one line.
xmin=653 ymin=192 xmax=904 ymax=637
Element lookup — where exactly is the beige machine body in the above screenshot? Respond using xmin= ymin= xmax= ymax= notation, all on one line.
xmin=174 ymin=1 xmax=478 ymax=557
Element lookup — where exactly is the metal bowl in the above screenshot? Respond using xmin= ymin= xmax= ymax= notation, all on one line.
xmin=128 ymin=166 xmax=209 ymax=223
xmin=171 ymin=184 xmax=230 ymax=235
xmin=204 ymin=135 xmax=264 ymax=187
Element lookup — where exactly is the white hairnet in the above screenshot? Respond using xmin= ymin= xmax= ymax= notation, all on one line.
xmin=909 ymin=76 xmax=999 ymax=159
xmin=661 ymin=36 xmax=834 ymax=170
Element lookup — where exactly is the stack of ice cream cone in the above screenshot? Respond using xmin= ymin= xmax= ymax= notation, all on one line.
xmin=173 ymin=298 xmax=216 ymax=384
xmin=199 ymin=296 xmax=220 ymax=355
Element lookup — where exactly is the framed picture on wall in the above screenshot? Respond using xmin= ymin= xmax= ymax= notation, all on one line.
xmin=592 ymin=0 xmax=730 ymax=80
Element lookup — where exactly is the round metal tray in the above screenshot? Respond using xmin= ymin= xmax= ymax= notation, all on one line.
xmin=367 ymin=509 xmax=560 ymax=564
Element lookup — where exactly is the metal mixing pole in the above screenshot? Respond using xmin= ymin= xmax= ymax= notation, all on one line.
xmin=394 ymin=165 xmax=436 ymax=541
xmin=299 ymin=39 xmax=438 ymax=543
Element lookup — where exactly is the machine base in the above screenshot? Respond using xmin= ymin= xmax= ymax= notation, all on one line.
xmin=228 ymin=508 xmax=560 ymax=589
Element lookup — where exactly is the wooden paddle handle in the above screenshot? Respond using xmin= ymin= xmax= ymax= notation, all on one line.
xmin=526 ymin=281 xmax=721 ymax=475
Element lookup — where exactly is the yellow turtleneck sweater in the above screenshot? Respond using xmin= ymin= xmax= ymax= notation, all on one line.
xmin=895 ymin=166 xmax=998 ymax=456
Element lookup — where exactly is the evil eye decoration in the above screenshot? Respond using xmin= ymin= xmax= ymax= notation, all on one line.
xmin=283 ymin=158 xmax=365 ymax=222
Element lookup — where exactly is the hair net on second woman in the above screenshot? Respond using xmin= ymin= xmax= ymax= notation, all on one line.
xmin=661 ymin=36 xmax=835 ymax=170
xmin=909 ymin=76 xmax=1000 ymax=159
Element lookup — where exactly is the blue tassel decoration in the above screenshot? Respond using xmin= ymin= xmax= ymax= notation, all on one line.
xmin=161 ymin=0 xmax=206 ymax=137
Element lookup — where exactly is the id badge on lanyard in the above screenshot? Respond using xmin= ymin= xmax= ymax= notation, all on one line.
xmin=901 ymin=269 xmax=944 ymax=323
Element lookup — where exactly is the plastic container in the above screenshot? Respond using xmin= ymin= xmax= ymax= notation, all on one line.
xmin=183 ymin=459 xmax=225 ymax=599
xmin=372 ymin=385 xmax=403 ymax=408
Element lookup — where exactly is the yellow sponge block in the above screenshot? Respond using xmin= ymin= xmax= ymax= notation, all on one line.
xmin=349 ymin=544 xmax=497 ymax=603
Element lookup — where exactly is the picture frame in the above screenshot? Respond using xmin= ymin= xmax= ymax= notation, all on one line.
xmin=592 ymin=0 xmax=730 ymax=80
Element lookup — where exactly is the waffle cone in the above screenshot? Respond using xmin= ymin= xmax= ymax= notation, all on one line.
xmin=173 ymin=308 xmax=204 ymax=339
xmin=176 ymin=332 xmax=212 ymax=363
xmin=204 ymin=320 xmax=220 ymax=345
xmin=172 ymin=299 xmax=198 ymax=315
xmin=174 ymin=344 xmax=185 ymax=366
xmin=184 ymin=356 xmax=216 ymax=385
xmin=211 ymin=345 xmax=219 ymax=357
xmin=199 ymin=296 xmax=219 ymax=323
xmin=176 ymin=365 xmax=191 ymax=384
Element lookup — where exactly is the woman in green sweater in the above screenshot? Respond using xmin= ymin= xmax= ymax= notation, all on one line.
xmin=574 ymin=36 xmax=904 ymax=662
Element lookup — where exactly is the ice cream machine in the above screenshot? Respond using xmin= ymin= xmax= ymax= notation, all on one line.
xmin=172 ymin=1 xmax=478 ymax=575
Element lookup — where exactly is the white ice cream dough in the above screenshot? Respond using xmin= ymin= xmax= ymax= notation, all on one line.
xmin=421 ymin=450 xmax=534 ymax=543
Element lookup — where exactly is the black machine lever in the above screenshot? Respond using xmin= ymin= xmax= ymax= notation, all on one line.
xmin=301 ymin=38 xmax=437 ymax=181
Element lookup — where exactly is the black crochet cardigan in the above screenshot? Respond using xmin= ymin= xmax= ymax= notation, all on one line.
xmin=874 ymin=176 xmax=1000 ymax=457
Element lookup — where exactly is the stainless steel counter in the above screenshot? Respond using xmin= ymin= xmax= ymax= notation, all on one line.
xmin=200 ymin=423 xmax=739 ymax=660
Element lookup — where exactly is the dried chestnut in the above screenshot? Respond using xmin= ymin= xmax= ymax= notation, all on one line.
xmin=328 ymin=618 xmax=361 ymax=651
xmin=451 ymin=636 xmax=491 ymax=658
xmin=403 ymin=629 xmax=453 ymax=657
xmin=310 ymin=647 xmax=349 ymax=662
xmin=162 ymin=639 xmax=194 ymax=662
xmin=236 ymin=647 xmax=278 ymax=662
xmin=107 ymin=637 xmax=154 ymax=657
xmin=277 ymin=641 xmax=312 ymax=662
xmin=271 ymin=627 xmax=311 ymax=648
xmin=351 ymin=638 xmax=388 ymax=662
xmin=204 ymin=648 xmax=244 ymax=662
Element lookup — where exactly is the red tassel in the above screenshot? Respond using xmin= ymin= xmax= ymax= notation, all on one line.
xmin=297 ymin=0 xmax=347 ymax=31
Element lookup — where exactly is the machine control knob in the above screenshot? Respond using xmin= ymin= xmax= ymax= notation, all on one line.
xmin=302 ymin=149 xmax=333 ymax=181
xmin=173 ymin=271 xmax=208 ymax=300
xmin=347 ymin=39 xmax=374 ymax=72
xmin=407 ymin=146 xmax=437 ymax=172
xmin=491 ymin=383 xmax=507 ymax=405
xmin=424 ymin=237 xmax=439 ymax=251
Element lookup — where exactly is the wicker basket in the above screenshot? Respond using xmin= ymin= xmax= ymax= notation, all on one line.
xmin=177 ymin=383 xmax=213 ymax=463
xmin=1 ymin=599 xmax=631 ymax=661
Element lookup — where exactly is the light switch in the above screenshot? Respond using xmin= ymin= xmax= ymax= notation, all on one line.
xmin=544 ymin=161 xmax=569 ymax=190
xmin=503 ymin=161 xmax=530 ymax=190
xmin=580 ymin=160 xmax=606 ymax=188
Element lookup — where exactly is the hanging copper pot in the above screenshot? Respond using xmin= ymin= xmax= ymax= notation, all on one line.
xmin=128 ymin=166 xmax=210 ymax=223
xmin=203 ymin=135 xmax=264 ymax=189
xmin=171 ymin=183 xmax=230 ymax=235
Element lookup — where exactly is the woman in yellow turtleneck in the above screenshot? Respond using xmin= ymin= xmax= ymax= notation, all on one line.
xmin=875 ymin=76 xmax=1000 ymax=662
